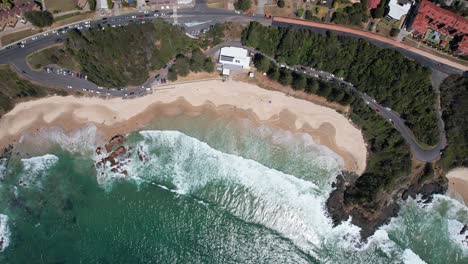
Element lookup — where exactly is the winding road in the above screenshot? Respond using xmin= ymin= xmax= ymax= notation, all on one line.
xmin=0 ymin=1 xmax=459 ymax=162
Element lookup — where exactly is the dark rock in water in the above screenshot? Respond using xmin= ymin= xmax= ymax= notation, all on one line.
xmin=460 ymin=225 xmax=468 ymax=235
xmin=326 ymin=167 xmax=448 ymax=240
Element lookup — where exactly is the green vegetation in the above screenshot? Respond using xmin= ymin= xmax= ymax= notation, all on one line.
xmin=24 ymin=11 xmax=54 ymax=28
xmin=439 ymin=75 xmax=468 ymax=170
xmin=2 ymin=0 xmax=12 ymax=9
xmin=242 ymin=22 xmax=439 ymax=146
xmin=168 ymin=49 xmax=214 ymax=81
xmin=371 ymin=0 xmax=389 ymax=18
xmin=66 ymin=20 xmax=198 ymax=87
xmin=277 ymin=0 xmax=285 ymax=8
xmin=55 ymin=12 xmax=82 ymax=22
xmin=234 ymin=0 xmax=252 ymax=11
xmin=0 ymin=66 xmax=67 ymax=117
xmin=296 ymin=8 xmax=304 ymax=17
xmin=389 ymin=27 xmax=400 ymax=37
xmin=253 ymin=54 xmax=411 ymax=205
xmin=107 ymin=0 xmax=114 ymax=9
xmin=89 ymin=0 xmax=97 ymax=11
xmin=27 ymin=45 xmax=81 ymax=72
xmin=332 ymin=0 xmax=368 ymax=26
xmin=199 ymin=24 xmax=225 ymax=48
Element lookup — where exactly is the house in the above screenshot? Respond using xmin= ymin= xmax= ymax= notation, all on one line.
xmin=387 ymin=0 xmax=412 ymax=21
xmin=218 ymin=47 xmax=251 ymax=71
xmin=410 ymin=0 xmax=468 ymax=56
xmin=0 ymin=1 xmax=40 ymax=31
xmin=368 ymin=0 xmax=381 ymax=9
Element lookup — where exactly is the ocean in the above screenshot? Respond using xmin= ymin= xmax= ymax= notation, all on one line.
xmin=0 ymin=113 xmax=466 ymax=263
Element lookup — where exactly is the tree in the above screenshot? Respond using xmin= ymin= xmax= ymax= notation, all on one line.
xmin=107 ymin=0 xmax=114 ymax=9
xmin=234 ymin=0 xmax=252 ymax=11
xmin=267 ymin=65 xmax=280 ymax=81
xmin=202 ymin=58 xmax=214 ymax=72
xmin=253 ymin=53 xmax=271 ymax=72
xmin=167 ymin=68 xmax=178 ymax=81
xmin=279 ymin=68 xmax=292 ymax=86
xmin=389 ymin=28 xmax=400 ymax=37
xmin=89 ymin=0 xmax=97 ymax=11
xmin=296 ymin=8 xmax=304 ymax=17
xmin=190 ymin=49 xmax=206 ymax=72
xmin=173 ymin=54 xmax=190 ymax=77
xmin=2 ymin=0 xmax=12 ymax=9
xmin=24 ymin=11 xmax=54 ymax=28
xmin=277 ymin=0 xmax=285 ymax=8
xmin=292 ymin=72 xmax=306 ymax=90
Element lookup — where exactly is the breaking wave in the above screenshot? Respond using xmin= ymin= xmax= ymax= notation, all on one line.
xmin=0 ymin=214 xmax=10 ymax=253
xmin=18 ymin=154 xmax=59 ymax=188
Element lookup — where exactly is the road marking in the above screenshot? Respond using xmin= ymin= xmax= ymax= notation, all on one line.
xmin=184 ymin=20 xmax=212 ymax=27
xmin=173 ymin=6 xmax=178 ymax=25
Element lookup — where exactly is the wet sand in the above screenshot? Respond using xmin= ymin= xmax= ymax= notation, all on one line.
xmin=0 ymin=79 xmax=367 ymax=174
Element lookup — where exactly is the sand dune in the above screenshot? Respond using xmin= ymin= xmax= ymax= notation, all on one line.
xmin=0 ymin=80 xmax=367 ymax=174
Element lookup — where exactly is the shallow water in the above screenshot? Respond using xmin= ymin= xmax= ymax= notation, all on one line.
xmin=0 ymin=114 xmax=466 ymax=263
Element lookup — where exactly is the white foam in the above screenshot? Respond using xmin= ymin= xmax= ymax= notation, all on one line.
xmin=0 ymin=214 xmax=10 ymax=253
xmin=402 ymin=249 xmax=427 ymax=264
xmin=19 ymin=154 xmax=59 ymax=188
xmin=18 ymin=125 xmax=103 ymax=155
xmin=125 ymin=130 xmax=357 ymax=256
xmin=0 ymin=158 xmax=6 ymax=181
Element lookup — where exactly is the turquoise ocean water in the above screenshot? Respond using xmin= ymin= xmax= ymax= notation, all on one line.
xmin=0 ymin=113 xmax=467 ymax=263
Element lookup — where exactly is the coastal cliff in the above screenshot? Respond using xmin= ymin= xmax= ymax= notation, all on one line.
xmin=326 ymin=163 xmax=448 ymax=239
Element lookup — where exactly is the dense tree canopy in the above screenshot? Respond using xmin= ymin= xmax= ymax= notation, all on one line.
xmin=24 ymin=11 xmax=54 ymax=28
xmin=242 ymin=22 xmax=439 ymax=146
xmin=253 ymin=55 xmax=411 ymax=204
xmin=66 ymin=20 xmax=197 ymax=87
xmin=234 ymin=0 xmax=252 ymax=11
xmin=440 ymin=75 xmax=468 ymax=170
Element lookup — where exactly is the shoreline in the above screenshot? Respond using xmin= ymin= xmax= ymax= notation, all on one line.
xmin=0 ymin=79 xmax=367 ymax=174
xmin=446 ymin=167 xmax=468 ymax=205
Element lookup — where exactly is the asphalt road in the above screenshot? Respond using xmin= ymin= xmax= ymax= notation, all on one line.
xmin=0 ymin=5 xmax=270 ymax=98
xmin=206 ymin=41 xmax=445 ymax=162
xmin=0 ymin=3 xmax=451 ymax=161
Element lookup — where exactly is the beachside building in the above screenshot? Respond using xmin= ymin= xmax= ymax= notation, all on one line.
xmin=387 ymin=0 xmax=413 ymax=21
xmin=218 ymin=47 xmax=251 ymax=73
xmin=409 ymin=0 xmax=468 ymax=56
xmin=368 ymin=0 xmax=381 ymax=9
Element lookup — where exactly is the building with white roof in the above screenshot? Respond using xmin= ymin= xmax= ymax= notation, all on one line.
xmin=388 ymin=0 xmax=412 ymax=20
xmin=218 ymin=47 xmax=251 ymax=71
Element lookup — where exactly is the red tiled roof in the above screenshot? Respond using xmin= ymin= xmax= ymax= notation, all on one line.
xmin=458 ymin=35 xmax=468 ymax=54
xmin=368 ymin=0 xmax=381 ymax=9
xmin=412 ymin=0 xmax=468 ymax=36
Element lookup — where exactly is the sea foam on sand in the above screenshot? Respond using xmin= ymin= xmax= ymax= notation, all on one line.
xmin=0 ymin=214 xmax=10 ymax=253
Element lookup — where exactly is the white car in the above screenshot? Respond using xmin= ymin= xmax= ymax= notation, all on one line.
xmin=96 ymin=91 xmax=101 ymax=94
xmin=67 ymin=85 xmax=73 ymax=89
xmin=146 ymin=88 xmax=151 ymax=91
xmin=132 ymin=15 xmax=136 ymax=18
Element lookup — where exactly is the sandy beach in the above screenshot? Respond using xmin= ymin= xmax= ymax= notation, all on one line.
xmin=446 ymin=167 xmax=468 ymax=205
xmin=0 ymin=80 xmax=367 ymax=174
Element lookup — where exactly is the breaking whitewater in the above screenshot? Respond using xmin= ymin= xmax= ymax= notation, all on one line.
xmin=0 ymin=115 xmax=466 ymax=263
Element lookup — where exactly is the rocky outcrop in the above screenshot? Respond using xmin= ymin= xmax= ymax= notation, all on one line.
xmin=326 ymin=164 xmax=448 ymax=240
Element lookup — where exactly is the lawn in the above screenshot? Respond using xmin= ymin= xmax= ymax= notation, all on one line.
xmin=52 ymin=12 xmax=94 ymax=27
xmin=1 ymin=29 xmax=39 ymax=46
xmin=46 ymin=0 xmax=78 ymax=13
xmin=27 ymin=45 xmax=82 ymax=72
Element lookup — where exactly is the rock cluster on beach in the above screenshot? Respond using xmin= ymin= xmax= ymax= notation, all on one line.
xmin=94 ymin=134 xmax=149 ymax=183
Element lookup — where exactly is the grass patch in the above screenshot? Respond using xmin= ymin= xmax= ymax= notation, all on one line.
xmin=1 ymin=29 xmax=38 ymax=46
xmin=0 ymin=65 xmax=68 ymax=117
xmin=27 ymin=45 xmax=81 ymax=72
xmin=46 ymin=0 xmax=78 ymax=13
xmin=55 ymin=12 xmax=82 ymax=22
xmin=52 ymin=12 xmax=94 ymax=27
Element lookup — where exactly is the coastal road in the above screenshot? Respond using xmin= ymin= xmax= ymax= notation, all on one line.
xmin=206 ymin=41 xmax=446 ymax=162
xmin=272 ymin=17 xmax=468 ymax=76
xmin=0 ymin=4 xmax=453 ymax=161
xmin=0 ymin=8 xmax=270 ymax=97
